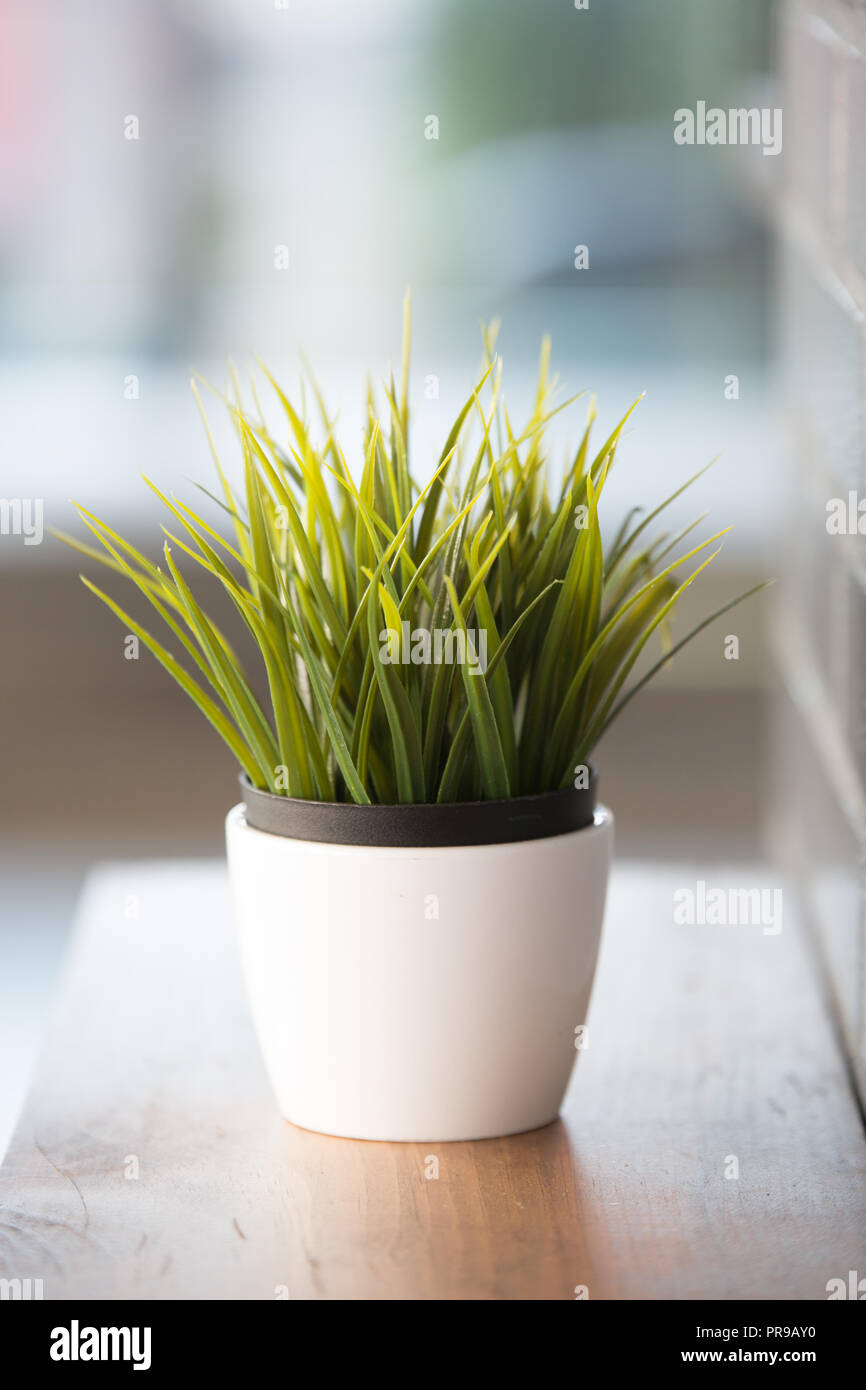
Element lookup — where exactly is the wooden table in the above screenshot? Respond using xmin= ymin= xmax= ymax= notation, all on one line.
xmin=1 ymin=860 xmax=864 ymax=1300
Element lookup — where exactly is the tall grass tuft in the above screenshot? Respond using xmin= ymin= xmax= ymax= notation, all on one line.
xmin=58 ymin=299 xmax=766 ymax=804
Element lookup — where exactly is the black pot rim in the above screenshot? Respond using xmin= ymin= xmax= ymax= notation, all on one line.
xmin=240 ymin=768 xmax=598 ymax=848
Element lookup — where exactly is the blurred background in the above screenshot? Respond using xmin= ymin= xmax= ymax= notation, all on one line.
xmin=0 ymin=0 xmax=863 ymax=1154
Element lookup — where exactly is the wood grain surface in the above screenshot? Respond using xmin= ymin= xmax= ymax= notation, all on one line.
xmin=1 ymin=860 xmax=864 ymax=1300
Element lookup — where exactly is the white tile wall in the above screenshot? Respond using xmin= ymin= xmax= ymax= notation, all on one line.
xmin=777 ymin=0 xmax=866 ymax=1099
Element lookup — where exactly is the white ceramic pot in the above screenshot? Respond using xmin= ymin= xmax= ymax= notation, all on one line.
xmin=226 ymin=801 xmax=614 ymax=1142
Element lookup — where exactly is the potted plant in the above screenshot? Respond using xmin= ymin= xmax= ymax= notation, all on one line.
xmin=59 ymin=304 xmax=764 ymax=1142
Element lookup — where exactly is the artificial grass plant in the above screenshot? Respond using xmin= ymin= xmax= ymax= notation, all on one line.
xmin=58 ymin=299 xmax=765 ymax=806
